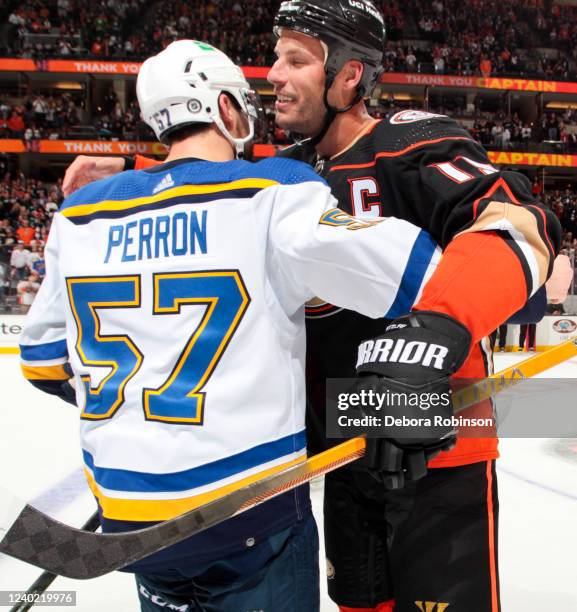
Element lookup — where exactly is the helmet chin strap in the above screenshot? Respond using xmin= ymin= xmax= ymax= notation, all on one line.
xmin=308 ymin=76 xmax=365 ymax=148
xmin=213 ymin=114 xmax=255 ymax=160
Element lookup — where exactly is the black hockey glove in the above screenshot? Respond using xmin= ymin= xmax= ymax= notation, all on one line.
xmin=355 ymin=311 xmax=472 ymax=490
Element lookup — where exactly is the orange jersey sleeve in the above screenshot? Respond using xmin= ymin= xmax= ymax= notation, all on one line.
xmin=134 ymin=154 xmax=162 ymax=170
xmin=415 ymin=232 xmax=529 ymax=467
xmin=414 ymin=231 xmax=527 ymax=344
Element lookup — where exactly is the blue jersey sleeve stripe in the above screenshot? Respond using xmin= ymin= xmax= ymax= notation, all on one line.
xmin=83 ymin=430 xmax=306 ymax=493
xmin=385 ymin=231 xmax=438 ymax=319
xmin=20 ymin=339 xmax=68 ymax=362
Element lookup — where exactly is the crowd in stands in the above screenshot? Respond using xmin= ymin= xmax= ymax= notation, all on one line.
xmin=385 ymin=0 xmax=577 ymax=79
xmin=469 ymin=111 xmax=577 ymax=151
xmin=2 ymin=0 xmax=275 ymax=65
xmin=0 ymin=93 xmax=83 ymax=140
xmin=458 ymin=111 xmax=577 ymax=152
xmin=0 ymin=173 xmax=57 ymax=311
xmin=92 ymin=93 xmax=144 ymax=140
xmin=137 ymin=0 xmax=277 ymax=68
xmin=0 ymin=91 xmax=152 ymax=142
xmin=2 ymin=0 xmax=148 ymax=60
xmin=543 ymin=188 xmax=577 ymax=241
xmin=4 ymin=0 xmax=577 ymax=149
xmin=4 ymin=89 xmax=577 ymax=154
xmin=3 ymin=0 xmax=577 ymax=80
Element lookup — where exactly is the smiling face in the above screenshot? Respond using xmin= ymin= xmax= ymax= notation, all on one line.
xmin=267 ymin=29 xmax=328 ymax=136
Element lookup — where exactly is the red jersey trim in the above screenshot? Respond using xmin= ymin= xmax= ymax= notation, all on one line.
xmin=486 ymin=461 xmax=500 ymax=612
xmin=328 ymin=136 xmax=472 ymax=172
xmin=472 ymin=176 xmax=521 ymax=217
xmin=428 ymin=448 xmax=499 ymax=468
xmin=305 ymin=302 xmax=336 ymax=313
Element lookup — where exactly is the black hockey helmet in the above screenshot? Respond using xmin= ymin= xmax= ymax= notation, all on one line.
xmin=274 ymin=0 xmax=386 ymax=98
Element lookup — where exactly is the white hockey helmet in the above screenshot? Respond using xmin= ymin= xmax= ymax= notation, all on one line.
xmin=137 ymin=39 xmax=265 ymax=158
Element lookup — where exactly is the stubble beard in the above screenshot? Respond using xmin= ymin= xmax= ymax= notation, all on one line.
xmin=275 ymin=105 xmax=325 ymax=138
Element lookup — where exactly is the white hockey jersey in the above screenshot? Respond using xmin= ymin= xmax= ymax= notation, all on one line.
xmin=20 ymin=156 xmax=440 ymax=523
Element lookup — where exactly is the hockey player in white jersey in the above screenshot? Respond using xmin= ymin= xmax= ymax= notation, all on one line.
xmin=20 ymin=40 xmax=444 ymax=611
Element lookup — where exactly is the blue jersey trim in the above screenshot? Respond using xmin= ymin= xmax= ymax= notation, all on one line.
xmin=385 ymin=231 xmax=437 ymax=319
xmin=20 ymin=339 xmax=68 ymax=362
xmin=61 ymin=157 xmax=324 ymax=212
xmin=83 ymin=429 xmax=307 ymax=493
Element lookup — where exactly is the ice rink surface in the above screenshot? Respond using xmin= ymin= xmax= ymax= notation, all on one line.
xmin=1 ymin=351 xmax=576 ymax=611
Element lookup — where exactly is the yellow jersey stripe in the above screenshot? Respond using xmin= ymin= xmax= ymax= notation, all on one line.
xmin=21 ymin=364 xmax=71 ymax=380
xmin=61 ymin=179 xmax=279 ymax=219
xmin=85 ymin=452 xmax=306 ymax=522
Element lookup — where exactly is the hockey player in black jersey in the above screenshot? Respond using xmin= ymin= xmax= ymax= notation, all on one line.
xmin=268 ymin=1 xmax=562 ymax=611
xmin=60 ymin=2 xmax=563 ymax=608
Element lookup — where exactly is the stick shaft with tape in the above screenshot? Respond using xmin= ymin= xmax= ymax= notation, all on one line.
xmin=1 ymin=337 xmax=575 ymax=580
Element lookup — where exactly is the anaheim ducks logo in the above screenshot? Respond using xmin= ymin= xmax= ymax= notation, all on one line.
xmin=326 ymin=558 xmax=335 ymax=579
xmin=305 ymin=297 xmax=343 ymax=319
xmin=390 ymin=110 xmax=447 ymax=124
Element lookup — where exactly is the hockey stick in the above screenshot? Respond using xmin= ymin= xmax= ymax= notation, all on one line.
xmin=1 ymin=336 xmax=576 ymax=580
xmin=452 ymin=335 xmax=577 ymax=411
xmin=8 ymin=512 xmax=100 ymax=612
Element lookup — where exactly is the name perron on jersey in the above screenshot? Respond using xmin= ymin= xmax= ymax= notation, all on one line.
xmin=19 ymin=157 xmax=440 ymax=528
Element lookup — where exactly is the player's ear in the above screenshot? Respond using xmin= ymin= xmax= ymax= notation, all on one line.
xmin=341 ymin=60 xmax=364 ymax=91
xmin=331 ymin=60 xmax=364 ymax=106
xmin=218 ymin=93 xmax=249 ymax=139
xmin=218 ymin=92 xmax=249 ymax=139
xmin=218 ymin=93 xmax=236 ymax=132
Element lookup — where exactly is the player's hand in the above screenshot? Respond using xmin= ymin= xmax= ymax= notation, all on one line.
xmin=355 ymin=311 xmax=472 ymax=489
xmin=62 ymin=155 xmax=126 ymax=197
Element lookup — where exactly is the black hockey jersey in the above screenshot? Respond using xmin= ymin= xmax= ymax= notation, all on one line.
xmin=279 ymin=110 xmax=562 ymax=460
